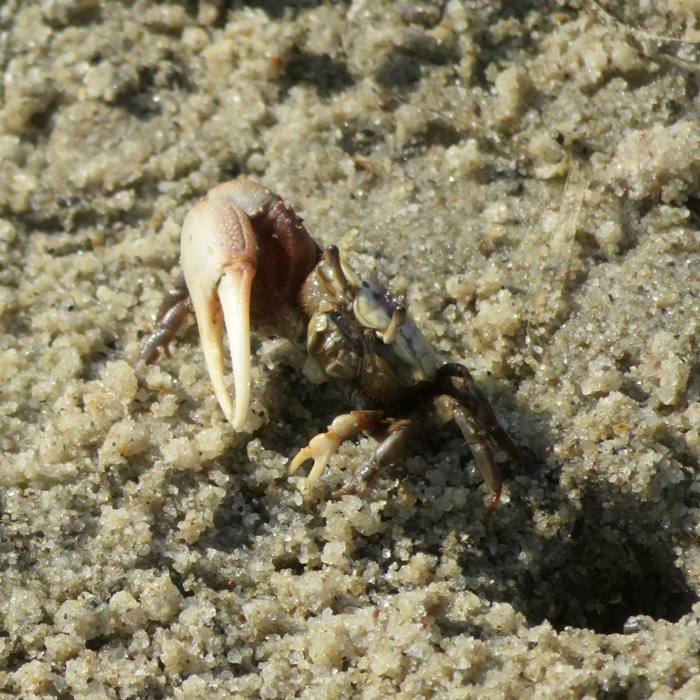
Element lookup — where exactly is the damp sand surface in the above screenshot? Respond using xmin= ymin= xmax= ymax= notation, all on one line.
xmin=1 ymin=1 xmax=700 ymax=697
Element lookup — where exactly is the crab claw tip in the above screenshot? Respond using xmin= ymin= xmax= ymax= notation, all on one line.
xmin=218 ymin=264 xmax=254 ymax=430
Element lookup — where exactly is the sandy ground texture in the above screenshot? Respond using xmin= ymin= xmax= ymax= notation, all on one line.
xmin=2 ymin=0 xmax=700 ymax=697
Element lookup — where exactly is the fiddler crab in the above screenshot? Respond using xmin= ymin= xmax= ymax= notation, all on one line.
xmin=139 ymin=179 xmax=519 ymax=518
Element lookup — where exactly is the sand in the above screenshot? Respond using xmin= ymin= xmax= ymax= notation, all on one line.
xmin=1 ymin=0 xmax=699 ymax=697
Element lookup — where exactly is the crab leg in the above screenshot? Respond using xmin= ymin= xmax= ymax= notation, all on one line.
xmin=137 ymin=272 xmax=192 ymax=366
xmin=331 ymin=417 xmax=412 ymax=499
xmin=432 ymin=392 xmax=504 ymax=521
xmin=180 ymin=186 xmax=258 ymax=430
xmin=451 ymin=401 xmax=502 ymax=520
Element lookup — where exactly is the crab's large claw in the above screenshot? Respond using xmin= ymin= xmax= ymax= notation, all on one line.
xmin=180 ymin=183 xmax=259 ymax=430
xmin=177 ymin=180 xmax=321 ymax=430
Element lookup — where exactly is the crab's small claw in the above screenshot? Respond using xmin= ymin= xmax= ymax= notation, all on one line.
xmin=289 ymin=410 xmax=384 ymax=482
xmin=180 ymin=184 xmax=259 ymax=430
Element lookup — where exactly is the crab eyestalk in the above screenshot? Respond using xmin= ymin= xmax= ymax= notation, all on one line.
xmin=381 ymin=306 xmax=406 ymax=345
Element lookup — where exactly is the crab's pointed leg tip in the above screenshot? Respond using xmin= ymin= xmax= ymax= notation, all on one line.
xmin=484 ymin=490 xmax=501 ymax=524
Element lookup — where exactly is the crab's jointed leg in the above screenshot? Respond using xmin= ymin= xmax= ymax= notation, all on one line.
xmin=441 ymin=395 xmax=503 ymax=519
xmin=138 ymin=272 xmax=192 ymax=366
xmin=331 ymin=417 xmax=413 ymax=499
xmin=432 ymin=363 xmax=520 ymax=520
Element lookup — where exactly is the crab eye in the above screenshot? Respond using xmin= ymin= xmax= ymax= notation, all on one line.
xmin=353 ymin=286 xmax=393 ymax=335
xmin=354 ymin=287 xmax=407 ymax=345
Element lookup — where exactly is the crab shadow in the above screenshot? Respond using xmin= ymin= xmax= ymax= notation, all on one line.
xmin=519 ymin=489 xmax=695 ymax=633
xmin=152 ymin=367 xmax=696 ymax=637
xmin=471 ymin=429 xmax=697 ymax=634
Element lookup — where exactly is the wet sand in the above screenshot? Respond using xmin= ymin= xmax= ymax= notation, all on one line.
xmin=1 ymin=1 xmax=699 ymax=697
